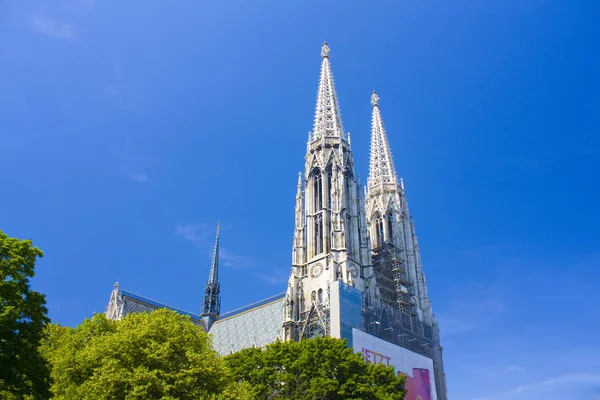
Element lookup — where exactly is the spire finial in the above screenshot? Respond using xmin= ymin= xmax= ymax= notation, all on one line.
xmin=297 ymin=172 xmax=302 ymax=187
xmin=371 ymin=91 xmax=379 ymax=107
xmin=321 ymin=42 xmax=330 ymax=58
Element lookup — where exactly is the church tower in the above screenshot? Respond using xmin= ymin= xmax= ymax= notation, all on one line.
xmin=283 ymin=43 xmax=373 ymax=341
xmin=365 ymin=91 xmax=434 ymax=321
xmin=200 ymin=223 xmax=221 ymax=331
xmin=365 ymin=91 xmax=447 ymax=399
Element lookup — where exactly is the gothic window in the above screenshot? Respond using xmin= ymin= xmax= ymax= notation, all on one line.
xmin=327 ymin=170 xmax=332 ymax=211
xmin=318 ymin=289 xmax=323 ymax=304
xmin=374 ymin=215 xmax=384 ymax=248
xmin=311 ymin=291 xmax=316 ymax=303
xmin=314 ymin=214 xmax=323 ymax=255
xmin=386 ymin=213 xmax=394 ymax=243
xmin=313 ymin=170 xmax=322 ymax=211
xmin=346 ymin=214 xmax=352 ymax=252
xmin=345 ymin=174 xmax=353 ymax=211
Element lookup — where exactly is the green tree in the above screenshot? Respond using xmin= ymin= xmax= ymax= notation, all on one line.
xmin=225 ymin=336 xmax=406 ymax=400
xmin=41 ymin=309 xmax=232 ymax=400
xmin=0 ymin=230 xmax=51 ymax=399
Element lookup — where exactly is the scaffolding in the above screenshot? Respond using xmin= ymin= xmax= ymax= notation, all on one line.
xmin=361 ymin=293 xmax=434 ymax=359
xmin=365 ymin=242 xmax=436 ymax=358
xmin=371 ymin=242 xmax=415 ymax=312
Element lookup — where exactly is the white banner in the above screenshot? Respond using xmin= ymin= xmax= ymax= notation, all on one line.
xmin=352 ymin=328 xmax=437 ymax=400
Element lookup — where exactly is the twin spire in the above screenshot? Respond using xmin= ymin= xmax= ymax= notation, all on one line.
xmin=310 ymin=43 xmax=399 ymax=189
xmin=202 ymin=44 xmax=400 ymax=328
xmin=368 ymin=91 xmax=399 ymax=189
xmin=311 ymin=42 xmax=345 ymax=141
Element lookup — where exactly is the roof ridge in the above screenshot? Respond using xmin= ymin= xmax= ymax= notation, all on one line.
xmin=120 ymin=288 xmax=201 ymax=320
xmin=219 ymin=292 xmax=286 ymax=319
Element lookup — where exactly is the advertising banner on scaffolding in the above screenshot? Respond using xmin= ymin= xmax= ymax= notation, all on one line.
xmin=352 ymin=328 xmax=437 ymax=400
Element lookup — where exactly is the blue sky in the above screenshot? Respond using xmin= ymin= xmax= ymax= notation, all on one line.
xmin=1 ymin=0 xmax=599 ymax=398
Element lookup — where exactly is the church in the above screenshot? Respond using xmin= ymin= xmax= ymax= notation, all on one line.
xmin=105 ymin=43 xmax=448 ymax=400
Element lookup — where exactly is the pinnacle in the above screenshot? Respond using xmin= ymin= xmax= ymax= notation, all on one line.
xmin=321 ymin=42 xmax=330 ymax=58
xmin=371 ymin=91 xmax=379 ymax=107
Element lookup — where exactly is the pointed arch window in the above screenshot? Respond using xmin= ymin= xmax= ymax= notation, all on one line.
xmin=327 ymin=168 xmax=332 ymax=211
xmin=300 ymin=290 xmax=305 ymax=313
xmin=314 ymin=214 xmax=323 ymax=255
xmin=375 ymin=215 xmax=384 ymax=248
xmin=386 ymin=213 xmax=394 ymax=244
xmin=345 ymin=172 xmax=353 ymax=212
xmin=313 ymin=170 xmax=323 ymax=212
xmin=318 ymin=289 xmax=323 ymax=304
xmin=346 ymin=214 xmax=353 ymax=252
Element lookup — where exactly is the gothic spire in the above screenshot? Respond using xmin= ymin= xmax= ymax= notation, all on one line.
xmin=368 ymin=91 xmax=398 ymax=189
xmin=208 ymin=222 xmax=220 ymax=284
xmin=201 ymin=222 xmax=221 ymax=330
xmin=311 ymin=42 xmax=345 ymax=140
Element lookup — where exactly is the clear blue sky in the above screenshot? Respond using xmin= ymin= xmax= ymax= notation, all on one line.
xmin=1 ymin=1 xmax=599 ymax=399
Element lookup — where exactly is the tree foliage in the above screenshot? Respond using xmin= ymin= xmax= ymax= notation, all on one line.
xmin=41 ymin=309 xmax=235 ymax=400
xmin=225 ymin=336 xmax=406 ymax=400
xmin=0 ymin=230 xmax=51 ymax=399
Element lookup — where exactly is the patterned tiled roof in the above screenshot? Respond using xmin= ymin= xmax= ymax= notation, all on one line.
xmin=107 ymin=283 xmax=286 ymax=355
xmin=119 ymin=289 xmax=203 ymax=325
xmin=210 ymin=294 xmax=285 ymax=355
xmin=219 ymin=292 xmax=285 ymax=320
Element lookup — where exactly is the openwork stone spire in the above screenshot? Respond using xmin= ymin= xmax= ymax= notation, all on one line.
xmin=311 ymin=42 xmax=345 ymax=140
xmin=368 ymin=91 xmax=398 ymax=188
xmin=201 ymin=222 xmax=221 ymax=330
